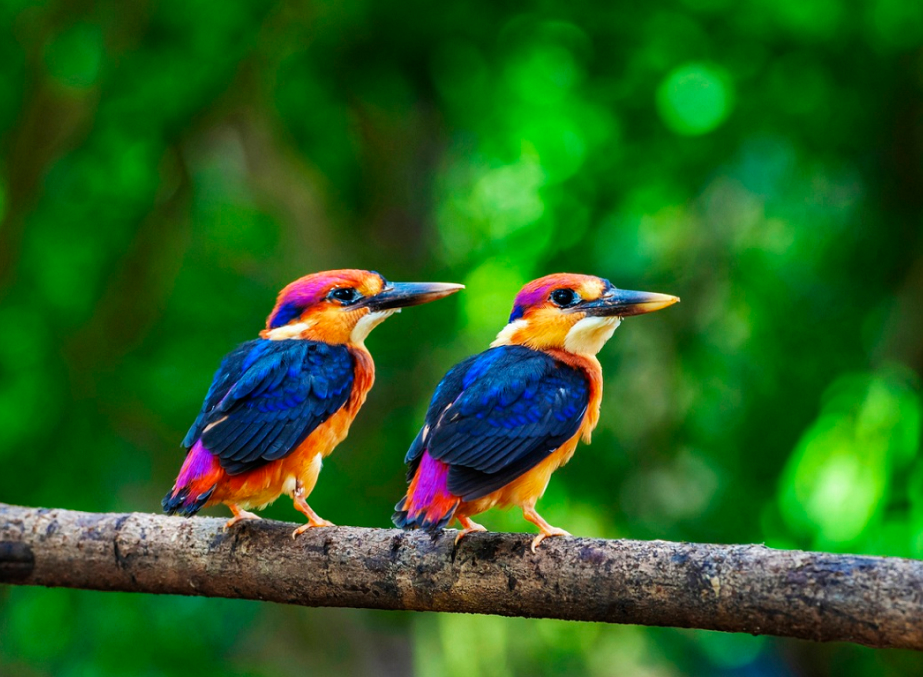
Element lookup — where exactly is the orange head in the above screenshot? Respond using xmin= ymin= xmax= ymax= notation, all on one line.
xmin=491 ymin=273 xmax=679 ymax=355
xmin=260 ymin=269 xmax=463 ymax=345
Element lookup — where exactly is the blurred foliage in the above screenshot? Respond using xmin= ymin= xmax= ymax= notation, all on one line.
xmin=1 ymin=0 xmax=922 ymax=675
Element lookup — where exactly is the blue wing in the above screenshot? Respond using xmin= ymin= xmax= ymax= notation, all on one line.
xmin=183 ymin=339 xmax=354 ymax=475
xmin=408 ymin=345 xmax=589 ymax=501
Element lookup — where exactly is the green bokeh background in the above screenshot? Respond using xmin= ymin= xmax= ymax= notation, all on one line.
xmin=2 ymin=0 xmax=923 ymax=674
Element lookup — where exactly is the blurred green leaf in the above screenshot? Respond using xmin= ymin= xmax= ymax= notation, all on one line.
xmin=45 ymin=24 xmax=104 ymax=89
xmin=778 ymin=368 xmax=922 ymax=549
xmin=656 ymin=63 xmax=734 ymax=136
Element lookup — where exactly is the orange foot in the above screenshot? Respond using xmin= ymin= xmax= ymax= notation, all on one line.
xmin=522 ymin=505 xmax=570 ymax=553
xmin=225 ymin=504 xmax=261 ymax=529
xmin=291 ymin=481 xmax=334 ymax=538
xmin=454 ymin=515 xmax=488 ymax=545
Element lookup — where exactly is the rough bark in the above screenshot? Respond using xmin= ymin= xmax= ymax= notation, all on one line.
xmin=1 ymin=503 xmax=921 ymax=650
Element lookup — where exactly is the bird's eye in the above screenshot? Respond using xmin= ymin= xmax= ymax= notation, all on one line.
xmin=550 ymin=288 xmax=580 ymax=308
xmin=328 ymin=287 xmax=361 ymax=305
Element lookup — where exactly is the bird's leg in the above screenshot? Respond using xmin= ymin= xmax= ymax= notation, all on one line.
xmin=225 ymin=504 xmax=261 ymax=529
xmin=291 ymin=480 xmax=334 ymax=538
xmin=522 ymin=504 xmax=570 ymax=553
xmin=454 ymin=515 xmax=487 ymax=545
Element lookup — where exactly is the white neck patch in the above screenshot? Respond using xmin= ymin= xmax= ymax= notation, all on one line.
xmin=265 ymin=321 xmax=312 ymax=340
xmin=350 ymin=309 xmax=397 ymax=344
xmin=491 ymin=319 xmax=529 ymax=347
xmin=564 ymin=316 xmax=621 ymax=355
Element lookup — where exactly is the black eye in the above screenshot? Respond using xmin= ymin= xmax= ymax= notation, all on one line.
xmin=329 ymin=287 xmax=361 ymax=305
xmin=550 ymin=288 xmax=580 ymax=308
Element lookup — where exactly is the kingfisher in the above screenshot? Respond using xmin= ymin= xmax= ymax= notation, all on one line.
xmin=163 ymin=269 xmax=463 ymax=536
xmin=393 ymin=273 xmax=678 ymax=551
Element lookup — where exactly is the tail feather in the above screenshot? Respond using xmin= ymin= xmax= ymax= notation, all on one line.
xmin=392 ymin=451 xmax=459 ymax=532
xmin=163 ymin=440 xmax=221 ymax=517
xmin=163 ymin=484 xmax=215 ymax=516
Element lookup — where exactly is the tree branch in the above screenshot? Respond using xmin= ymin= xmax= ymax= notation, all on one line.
xmin=1 ymin=503 xmax=921 ymax=650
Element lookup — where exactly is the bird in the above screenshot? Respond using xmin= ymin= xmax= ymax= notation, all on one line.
xmin=163 ymin=269 xmax=463 ymax=536
xmin=393 ymin=273 xmax=678 ymax=551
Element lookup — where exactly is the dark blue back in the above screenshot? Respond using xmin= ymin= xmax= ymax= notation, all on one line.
xmin=406 ymin=345 xmax=589 ymax=501
xmin=184 ymin=338 xmax=354 ymax=475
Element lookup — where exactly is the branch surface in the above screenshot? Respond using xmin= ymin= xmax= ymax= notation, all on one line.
xmin=1 ymin=503 xmax=921 ymax=650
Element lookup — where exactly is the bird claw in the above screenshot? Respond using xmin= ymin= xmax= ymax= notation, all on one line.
xmin=454 ymin=523 xmax=487 ymax=545
xmin=225 ymin=510 xmax=260 ymax=529
xmin=530 ymin=527 xmax=570 ymax=553
xmin=291 ymin=518 xmax=335 ymax=539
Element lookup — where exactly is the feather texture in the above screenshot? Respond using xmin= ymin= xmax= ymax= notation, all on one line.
xmin=182 ymin=338 xmax=354 ymax=475
xmin=405 ymin=345 xmax=589 ymax=503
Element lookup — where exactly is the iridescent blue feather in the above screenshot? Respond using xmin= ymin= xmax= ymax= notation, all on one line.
xmin=404 ymin=345 xmax=589 ymax=501
xmin=182 ymin=339 xmax=354 ymax=475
